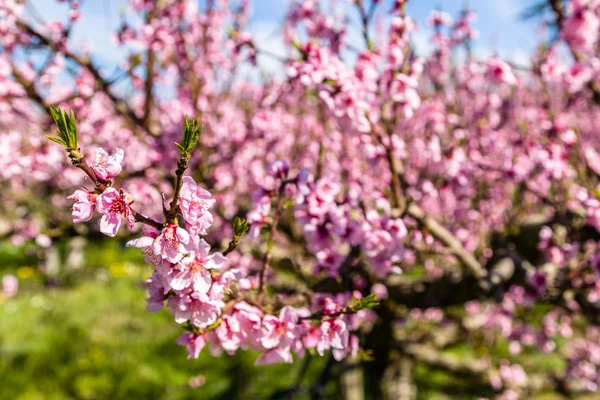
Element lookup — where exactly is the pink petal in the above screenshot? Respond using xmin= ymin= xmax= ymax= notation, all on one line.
xmin=100 ymin=213 xmax=121 ymax=237
xmin=280 ymin=306 xmax=298 ymax=324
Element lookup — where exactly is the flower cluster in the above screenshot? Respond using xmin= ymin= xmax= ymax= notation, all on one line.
xmin=7 ymin=0 xmax=600 ymax=397
xmin=60 ymin=135 xmax=369 ymax=365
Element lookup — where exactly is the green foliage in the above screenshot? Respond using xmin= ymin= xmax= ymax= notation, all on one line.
xmin=351 ymin=293 xmax=379 ymax=312
xmin=232 ymin=216 xmax=249 ymax=245
xmin=47 ymin=106 xmax=79 ymax=152
xmin=175 ymin=116 xmax=203 ymax=159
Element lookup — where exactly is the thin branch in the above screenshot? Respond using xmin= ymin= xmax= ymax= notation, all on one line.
xmin=258 ymin=182 xmax=287 ymax=295
xmin=142 ymin=3 xmax=157 ymax=129
xmin=16 ymin=18 xmax=161 ymax=136
xmin=70 ymin=156 xmax=164 ymax=230
xmin=166 ymin=157 xmax=188 ymax=223
xmin=10 ymin=62 xmax=52 ymax=120
xmin=354 ymin=0 xmax=373 ymax=49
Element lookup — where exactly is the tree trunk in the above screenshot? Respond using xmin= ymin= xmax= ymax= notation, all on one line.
xmin=382 ymin=356 xmax=416 ymax=400
xmin=340 ymin=358 xmax=365 ymax=400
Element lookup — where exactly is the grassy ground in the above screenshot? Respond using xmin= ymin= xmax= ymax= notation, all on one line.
xmin=0 ymin=240 xmax=331 ymax=400
xmin=0 ymin=276 xmax=337 ymax=400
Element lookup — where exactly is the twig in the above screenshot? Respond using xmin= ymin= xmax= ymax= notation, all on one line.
xmin=16 ymin=18 xmax=161 ymax=136
xmin=258 ymin=182 xmax=287 ymax=295
xmin=299 ymin=307 xmax=355 ymax=321
xmin=354 ymin=0 xmax=373 ymax=49
xmin=167 ymin=157 xmax=188 ymax=223
xmin=10 ymin=62 xmax=52 ymax=120
xmin=142 ymin=4 xmax=157 ymax=129
xmin=70 ymin=154 xmax=164 ymax=230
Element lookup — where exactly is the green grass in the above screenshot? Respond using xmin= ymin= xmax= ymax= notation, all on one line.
xmin=0 ymin=276 xmax=329 ymax=400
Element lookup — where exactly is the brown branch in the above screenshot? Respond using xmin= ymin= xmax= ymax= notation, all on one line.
xmin=10 ymin=62 xmax=52 ymax=120
xmin=402 ymin=343 xmax=560 ymax=393
xmin=142 ymin=4 xmax=157 ymax=129
xmin=71 ymin=155 xmax=164 ymax=231
xmin=299 ymin=307 xmax=355 ymax=321
xmin=166 ymin=157 xmax=189 ymax=223
xmin=130 ymin=209 xmax=164 ymax=231
xmin=406 ymin=204 xmax=487 ymax=281
xmin=16 ymin=19 xmax=161 ymax=136
xmin=222 ymin=241 xmax=237 ymax=256
xmin=258 ymin=183 xmax=287 ymax=295
xmin=354 ymin=0 xmax=372 ymax=49
xmin=548 ymin=0 xmax=565 ymax=28
xmin=382 ymin=118 xmax=406 ymax=213
xmin=385 ymin=253 xmax=527 ymax=309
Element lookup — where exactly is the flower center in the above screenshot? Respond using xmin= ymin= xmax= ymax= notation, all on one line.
xmin=189 ymin=259 xmax=206 ymax=274
xmin=192 ymin=198 xmax=209 ymax=211
xmin=276 ymin=322 xmax=287 ymax=335
xmin=109 ymin=193 xmax=131 ymax=218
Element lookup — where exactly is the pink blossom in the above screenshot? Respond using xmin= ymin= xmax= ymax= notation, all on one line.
xmin=332 ymin=334 xmax=359 ymax=361
xmin=95 ymin=188 xmax=135 ymax=237
xmin=126 ymin=227 xmax=161 ymax=264
xmin=255 ymin=348 xmax=293 ymax=365
xmin=317 ymin=318 xmax=349 ymax=356
xmin=208 ymin=270 xmax=238 ymax=301
xmin=585 ymin=148 xmax=600 ymax=176
xmin=177 ymin=333 xmax=207 ymax=359
xmin=90 ymin=147 xmax=124 ymax=181
xmin=145 ymin=272 xmax=168 ymax=312
xmin=528 ymin=270 xmax=548 ymax=296
xmin=427 ymin=10 xmax=453 ymax=27
xmin=260 ymin=306 xmax=301 ymax=350
xmin=169 ymin=291 xmax=221 ymax=328
xmin=302 ymin=324 xmax=321 ymax=349
xmin=228 ymin=302 xmax=264 ymax=350
xmin=2 ymin=274 xmax=18 ymax=298
xmin=215 ymin=315 xmax=243 ymax=353
xmin=562 ymin=3 xmax=600 ymax=55
xmin=371 ymin=283 xmax=389 ymax=300
xmin=152 ymin=224 xmax=192 ymax=263
xmin=67 ymin=189 xmax=96 ymax=223
xmin=498 ymin=360 xmax=528 ymax=388
xmin=266 ymin=159 xmax=289 ymax=179
xmin=178 ymin=176 xmax=215 ymax=235
xmin=486 ymin=58 xmax=517 ymax=86
xmin=171 ymin=239 xmax=227 ymax=293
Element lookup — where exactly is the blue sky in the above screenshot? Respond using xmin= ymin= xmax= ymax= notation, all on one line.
xmin=26 ymin=0 xmax=546 ymax=74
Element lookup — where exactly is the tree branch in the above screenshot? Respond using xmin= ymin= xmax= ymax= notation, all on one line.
xmin=406 ymin=204 xmax=487 ymax=281
xmin=16 ymin=18 xmax=161 ymax=136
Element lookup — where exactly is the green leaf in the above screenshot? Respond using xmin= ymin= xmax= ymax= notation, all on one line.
xmin=233 ymin=216 xmax=249 ymax=237
xmin=46 ymin=135 xmax=66 ymax=146
xmin=175 ymin=116 xmax=203 ymax=157
xmin=357 ymin=349 xmax=375 ymax=362
xmin=47 ymin=105 xmax=78 ymax=151
xmin=352 ymin=293 xmax=379 ymax=311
